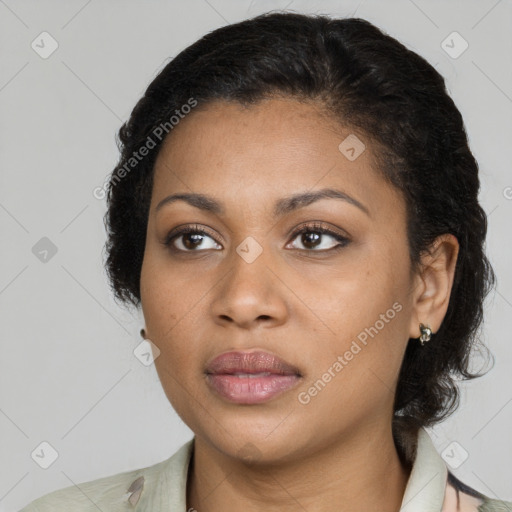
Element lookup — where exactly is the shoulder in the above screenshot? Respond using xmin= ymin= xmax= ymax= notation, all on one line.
xmin=18 ymin=460 xmax=166 ymax=512
xmin=398 ymin=427 xmax=512 ymax=512
xmin=445 ymin=472 xmax=512 ymax=512
xmin=479 ymin=498 xmax=512 ymax=512
xmin=18 ymin=439 xmax=194 ymax=512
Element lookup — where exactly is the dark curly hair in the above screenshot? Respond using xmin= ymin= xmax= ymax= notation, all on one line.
xmin=103 ymin=11 xmax=495 ymax=441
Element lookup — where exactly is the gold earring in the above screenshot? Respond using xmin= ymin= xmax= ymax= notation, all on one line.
xmin=418 ymin=323 xmax=432 ymax=346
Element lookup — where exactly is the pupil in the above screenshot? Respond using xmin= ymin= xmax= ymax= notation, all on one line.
xmin=303 ymin=232 xmax=320 ymax=248
xmin=184 ymin=233 xmax=203 ymax=249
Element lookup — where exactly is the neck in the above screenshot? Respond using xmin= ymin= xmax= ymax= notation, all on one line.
xmin=186 ymin=422 xmax=412 ymax=512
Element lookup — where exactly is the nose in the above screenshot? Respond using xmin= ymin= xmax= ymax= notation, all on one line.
xmin=209 ymin=248 xmax=289 ymax=330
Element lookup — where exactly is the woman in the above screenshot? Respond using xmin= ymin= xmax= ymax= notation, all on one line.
xmin=20 ymin=11 xmax=511 ymax=512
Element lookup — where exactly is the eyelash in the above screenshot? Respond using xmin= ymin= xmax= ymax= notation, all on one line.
xmin=163 ymin=222 xmax=350 ymax=254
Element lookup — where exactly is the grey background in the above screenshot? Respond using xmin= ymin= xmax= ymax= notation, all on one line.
xmin=1 ymin=0 xmax=511 ymax=509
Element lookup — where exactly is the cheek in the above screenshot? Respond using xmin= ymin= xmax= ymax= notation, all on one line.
xmin=300 ymin=244 xmax=410 ymax=384
xmin=140 ymin=252 xmax=192 ymax=334
xmin=140 ymin=254 xmax=210 ymax=379
xmin=299 ymin=250 xmax=399 ymax=333
xmin=297 ymin=302 xmax=408 ymax=427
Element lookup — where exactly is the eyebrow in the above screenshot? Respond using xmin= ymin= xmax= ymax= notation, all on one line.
xmin=155 ymin=188 xmax=370 ymax=217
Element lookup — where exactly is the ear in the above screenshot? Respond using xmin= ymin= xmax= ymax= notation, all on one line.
xmin=409 ymin=233 xmax=459 ymax=340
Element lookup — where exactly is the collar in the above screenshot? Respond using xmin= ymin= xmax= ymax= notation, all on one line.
xmin=146 ymin=427 xmax=448 ymax=511
xmin=399 ymin=428 xmax=448 ymax=511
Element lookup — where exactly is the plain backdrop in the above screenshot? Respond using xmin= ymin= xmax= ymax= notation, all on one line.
xmin=1 ymin=0 xmax=511 ymax=510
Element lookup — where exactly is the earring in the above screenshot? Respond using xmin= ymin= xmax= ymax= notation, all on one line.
xmin=418 ymin=323 xmax=432 ymax=346
xmin=140 ymin=328 xmax=146 ymax=339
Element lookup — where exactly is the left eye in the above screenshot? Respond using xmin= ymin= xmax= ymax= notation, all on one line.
xmin=287 ymin=224 xmax=350 ymax=251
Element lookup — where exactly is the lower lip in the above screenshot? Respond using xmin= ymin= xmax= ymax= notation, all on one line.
xmin=206 ymin=373 xmax=301 ymax=404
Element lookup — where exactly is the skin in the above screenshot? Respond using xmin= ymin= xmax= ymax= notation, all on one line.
xmin=139 ymin=97 xmax=459 ymax=512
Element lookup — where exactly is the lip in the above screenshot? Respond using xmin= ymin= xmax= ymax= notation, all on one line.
xmin=205 ymin=350 xmax=302 ymax=376
xmin=205 ymin=350 xmax=302 ymax=404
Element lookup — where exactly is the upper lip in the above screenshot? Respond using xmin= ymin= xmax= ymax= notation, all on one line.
xmin=205 ymin=350 xmax=302 ymax=376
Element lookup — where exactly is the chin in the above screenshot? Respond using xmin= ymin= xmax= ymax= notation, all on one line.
xmin=193 ymin=412 xmax=314 ymax=465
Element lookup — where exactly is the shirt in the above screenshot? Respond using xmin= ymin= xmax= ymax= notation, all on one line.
xmin=19 ymin=428 xmax=511 ymax=511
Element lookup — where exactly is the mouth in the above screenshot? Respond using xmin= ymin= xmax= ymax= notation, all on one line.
xmin=204 ymin=350 xmax=303 ymax=404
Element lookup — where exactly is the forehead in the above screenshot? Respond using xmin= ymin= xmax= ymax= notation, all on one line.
xmin=150 ymin=98 xmax=404 ymax=224
xmin=156 ymin=97 xmax=346 ymax=166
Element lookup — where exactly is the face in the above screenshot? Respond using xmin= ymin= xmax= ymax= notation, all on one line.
xmin=140 ymin=97 xmax=419 ymax=462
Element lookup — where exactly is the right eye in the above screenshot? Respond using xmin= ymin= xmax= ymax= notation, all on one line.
xmin=163 ymin=224 xmax=223 ymax=252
